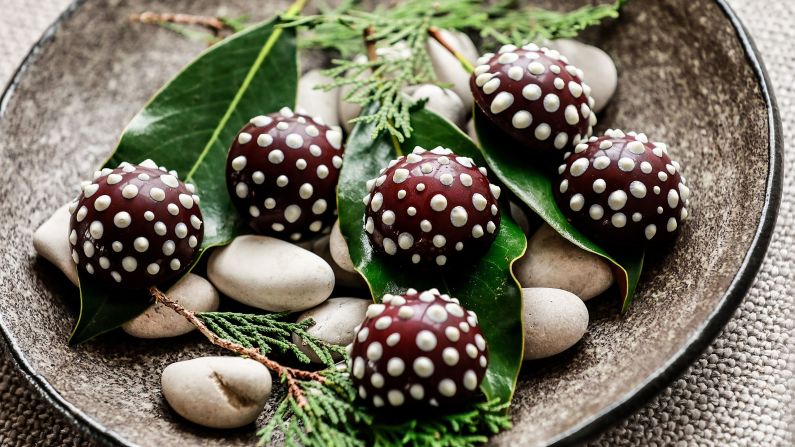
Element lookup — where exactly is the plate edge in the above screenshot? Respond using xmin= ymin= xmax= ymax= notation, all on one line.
xmin=0 ymin=1 xmax=784 ymax=446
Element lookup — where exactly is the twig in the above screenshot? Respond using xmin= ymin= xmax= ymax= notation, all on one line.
xmin=363 ymin=26 xmax=378 ymax=63
xmin=149 ymin=286 xmax=323 ymax=407
xmin=130 ymin=12 xmax=230 ymax=34
xmin=427 ymin=26 xmax=474 ymax=74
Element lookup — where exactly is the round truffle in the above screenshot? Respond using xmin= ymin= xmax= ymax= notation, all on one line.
xmin=553 ymin=129 xmax=691 ymax=248
xmin=67 ymin=161 xmax=204 ymax=288
xmin=470 ymin=43 xmax=596 ymax=156
xmin=348 ymin=288 xmax=489 ymax=409
xmin=226 ymin=107 xmax=344 ymax=241
xmin=363 ymin=146 xmax=501 ymax=267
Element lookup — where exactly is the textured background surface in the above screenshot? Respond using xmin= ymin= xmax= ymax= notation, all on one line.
xmin=0 ymin=0 xmax=791 ymax=445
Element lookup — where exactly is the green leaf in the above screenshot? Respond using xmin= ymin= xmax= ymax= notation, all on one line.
xmin=69 ymin=278 xmax=153 ymax=345
xmin=109 ymin=17 xmax=297 ymax=249
xmin=474 ymin=114 xmax=644 ymax=313
xmin=69 ymin=17 xmax=299 ymax=344
xmin=338 ymin=106 xmax=527 ymax=404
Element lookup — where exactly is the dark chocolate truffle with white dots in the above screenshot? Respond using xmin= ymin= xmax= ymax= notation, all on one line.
xmin=348 ymin=288 xmax=488 ymax=409
xmin=363 ymin=146 xmax=501 ymax=267
xmin=67 ymin=160 xmax=204 ymax=288
xmin=226 ymin=107 xmax=344 ymax=241
xmin=471 ymin=43 xmax=596 ymax=156
xmin=554 ymin=129 xmax=691 ymax=248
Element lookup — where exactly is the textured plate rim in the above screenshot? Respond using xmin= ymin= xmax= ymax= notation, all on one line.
xmin=0 ymin=1 xmax=783 ymax=446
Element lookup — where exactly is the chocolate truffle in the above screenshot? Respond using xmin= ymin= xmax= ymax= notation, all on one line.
xmin=226 ymin=107 xmax=344 ymax=241
xmin=68 ymin=161 xmax=203 ymax=288
xmin=554 ymin=129 xmax=691 ymax=248
xmin=363 ymin=146 xmax=501 ymax=267
xmin=348 ymin=288 xmax=488 ymax=409
xmin=471 ymin=43 xmax=596 ymax=157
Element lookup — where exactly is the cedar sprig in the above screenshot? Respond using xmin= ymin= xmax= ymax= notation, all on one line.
xmin=197 ymin=311 xmax=347 ymax=367
xmin=481 ymin=0 xmax=628 ymax=45
xmin=258 ymin=368 xmax=370 ymax=447
xmin=288 ymin=0 xmax=627 ymax=141
xmin=259 ymin=365 xmax=512 ymax=447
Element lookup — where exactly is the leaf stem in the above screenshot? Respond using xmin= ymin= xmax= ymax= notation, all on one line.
xmin=130 ymin=12 xmax=229 ymax=34
xmin=149 ymin=286 xmax=323 ymax=407
xmin=427 ymin=26 xmax=474 ymax=74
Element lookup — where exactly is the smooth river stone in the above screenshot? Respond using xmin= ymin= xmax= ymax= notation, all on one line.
xmin=161 ymin=356 xmax=272 ymax=429
xmin=546 ymin=38 xmax=618 ymax=113
xmin=32 ymin=204 xmax=78 ymax=286
xmin=122 ymin=273 xmax=219 ymax=338
xmin=425 ymin=28 xmax=479 ymax=109
xmin=310 ymin=234 xmax=366 ymax=289
xmin=329 ymin=220 xmax=356 ymax=273
xmin=297 ymin=69 xmax=340 ymax=128
xmin=522 ymin=287 xmax=589 ymax=360
xmin=292 ymin=297 xmax=370 ymax=363
xmin=513 ymin=224 xmax=614 ymax=300
xmin=404 ymin=84 xmax=467 ymax=129
xmin=207 ymin=235 xmax=334 ymax=312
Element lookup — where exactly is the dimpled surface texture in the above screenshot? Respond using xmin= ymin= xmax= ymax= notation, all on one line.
xmin=226 ymin=108 xmax=344 ymax=241
xmin=554 ymin=130 xmax=690 ymax=248
xmin=363 ymin=146 xmax=501 ymax=267
xmin=471 ymin=44 xmax=596 ymax=156
xmin=68 ymin=162 xmax=203 ymax=288
xmin=348 ymin=289 xmax=488 ymax=409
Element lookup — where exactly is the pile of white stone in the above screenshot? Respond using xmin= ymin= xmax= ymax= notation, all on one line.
xmin=32 ymin=33 xmax=617 ymax=429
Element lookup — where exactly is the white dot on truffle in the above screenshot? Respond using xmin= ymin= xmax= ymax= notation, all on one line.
xmin=569 ymin=194 xmax=585 ymax=212
xmin=149 ymin=187 xmax=166 ymax=202
xmin=430 ymin=194 xmax=448 ymax=211
xmin=450 ymin=206 xmax=468 ymax=227
xmin=570 ymin=158 xmax=589 ymax=177
xmin=593 ymin=156 xmax=610 ymax=170
xmin=113 ymin=211 xmax=131 ymax=228
xmin=284 ymin=204 xmax=302 ymax=223
xmin=122 ymin=256 xmax=137 ymax=272
xmin=630 ymin=181 xmax=647 ymax=199
xmin=94 ymin=195 xmax=111 ymax=211
xmin=589 ymin=204 xmax=604 ymax=220
xmin=543 ymin=93 xmax=560 ymax=112
xmin=564 ymin=105 xmax=579 ymax=125
xmin=285 ymin=133 xmax=304 ymax=149
xmin=618 ymin=157 xmax=635 ymax=172
xmin=237 ymin=132 xmax=252 ymax=144
xmin=490 ymin=92 xmax=514 ymax=114
xmin=231 ymin=156 xmax=247 ymax=171
xmin=535 ymin=123 xmax=551 ymax=140
xmin=413 ymin=357 xmax=434 ymax=378
xmin=611 ymin=213 xmax=627 ymax=228
xmin=668 ymin=189 xmax=680 ymax=208
xmin=608 ymin=190 xmax=628 ymax=211
xmin=522 ymin=83 xmax=542 ymax=101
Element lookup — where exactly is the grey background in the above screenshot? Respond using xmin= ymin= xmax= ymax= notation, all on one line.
xmin=0 ymin=0 xmax=791 ymax=445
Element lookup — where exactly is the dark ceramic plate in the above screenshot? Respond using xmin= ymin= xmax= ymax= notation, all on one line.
xmin=0 ymin=0 xmax=782 ymax=446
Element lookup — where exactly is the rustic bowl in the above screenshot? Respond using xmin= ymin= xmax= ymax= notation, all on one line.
xmin=0 ymin=0 xmax=782 ymax=446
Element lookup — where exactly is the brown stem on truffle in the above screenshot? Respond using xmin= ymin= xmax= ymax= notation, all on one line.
xmin=149 ymin=286 xmax=322 ymax=407
xmin=427 ymin=26 xmax=474 ymax=74
xmin=130 ymin=12 xmax=230 ymax=34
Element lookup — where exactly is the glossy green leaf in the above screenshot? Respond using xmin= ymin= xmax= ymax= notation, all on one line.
xmin=69 ymin=279 xmax=153 ymax=345
xmin=338 ymin=106 xmax=527 ymax=404
xmin=474 ymin=114 xmax=644 ymax=313
xmin=70 ymin=17 xmax=299 ymax=344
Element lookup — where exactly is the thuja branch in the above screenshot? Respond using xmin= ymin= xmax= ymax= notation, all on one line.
xmin=149 ymin=287 xmax=323 ymax=408
xmin=197 ymin=311 xmax=347 ymax=366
